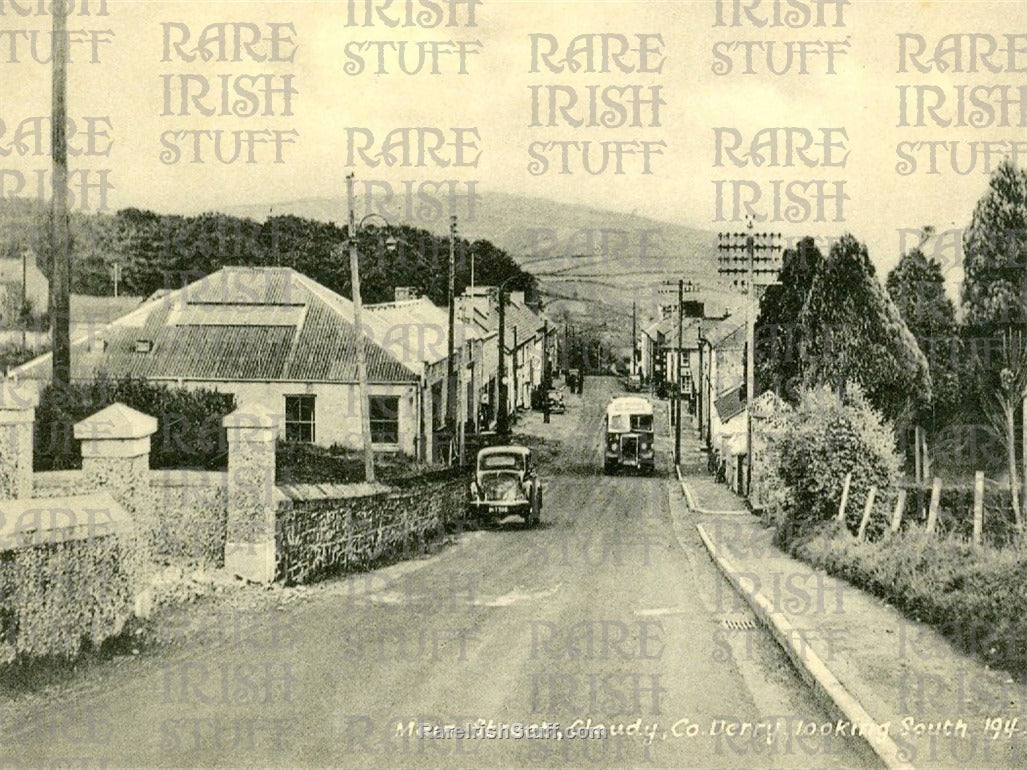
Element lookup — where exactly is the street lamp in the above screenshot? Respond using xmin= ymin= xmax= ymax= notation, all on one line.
xmin=344 ymin=172 xmax=407 ymax=484
xmin=495 ymin=273 xmax=524 ymax=437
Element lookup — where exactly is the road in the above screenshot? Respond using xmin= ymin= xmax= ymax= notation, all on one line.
xmin=1 ymin=377 xmax=876 ymax=769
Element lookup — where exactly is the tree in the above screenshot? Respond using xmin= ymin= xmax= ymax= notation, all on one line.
xmin=977 ymin=331 xmax=1027 ymax=528
xmin=962 ymin=159 xmax=1027 ymax=335
xmin=798 ymin=234 xmax=932 ymax=423
xmin=755 ymin=237 xmax=824 ymax=400
xmin=886 ymin=246 xmax=964 ymax=431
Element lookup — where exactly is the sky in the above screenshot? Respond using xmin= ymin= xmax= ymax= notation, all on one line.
xmin=1 ymin=0 xmax=1025 ymax=296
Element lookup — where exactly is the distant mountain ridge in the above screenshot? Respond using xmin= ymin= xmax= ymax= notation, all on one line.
xmin=219 ymin=190 xmax=720 ymax=280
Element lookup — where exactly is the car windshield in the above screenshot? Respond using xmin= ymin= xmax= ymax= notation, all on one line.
xmin=480 ymin=454 xmax=523 ymax=470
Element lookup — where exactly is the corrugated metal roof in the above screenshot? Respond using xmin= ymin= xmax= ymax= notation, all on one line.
xmin=16 ymin=267 xmax=418 ymax=384
xmin=366 ymin=297 xmax=482 ymax=366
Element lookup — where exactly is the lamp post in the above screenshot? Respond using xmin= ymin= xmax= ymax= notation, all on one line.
xmin=345 ymin=173 xmax=405 ymax=484
xmin=495 ymin=274 xmax=522 ymax=437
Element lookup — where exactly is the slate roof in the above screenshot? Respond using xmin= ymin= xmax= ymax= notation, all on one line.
xmin=715 ymin=384 xmax=747 ymax=422
xmin=503 ymin=299 xmax=545 ymax=352
xmin=13 ymin=267 xmax=418 ymax=384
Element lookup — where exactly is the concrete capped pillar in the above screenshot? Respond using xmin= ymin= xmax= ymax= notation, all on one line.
xmin=74 ymin=402 xmax=158 ymax=610
xmin=74 ymin=402 xmax=158 ymax=539
xmin=223 ymin=404 xmax=280 ymax=583
xmin=0 ymin=380 xmax=40 ymax=500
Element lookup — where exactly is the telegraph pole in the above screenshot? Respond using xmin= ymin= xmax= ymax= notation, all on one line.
xmin=347 ymin=173 xmax=375 ymax=484
xmin=717 ymin=220 xmax=781 ymax=498
xmin=512 ymin=326 xmax=519 ymax=415
xmin=542 ymin=319 xmax=551 ymax=424
xmin=497 ymin=290 xmax=508 ymax=436
xmin=746 ymin=225 xmax=755 ymax=496
xmin=446 ymin=214 xmax=459 ymax=464
xmin=675 ymin=279 xmax=683 ymax=466
xmin=51 ymin=0 xmax=71 ymax=388
xmin=447 ymin=216 xmax=457 ymax=428
xmin=631 ymin=300 xmax=637 ymax=375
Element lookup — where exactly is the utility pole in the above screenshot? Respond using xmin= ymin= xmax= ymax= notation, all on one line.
xmin=21 ymin=247 xmax=27 ymax=350
xmin=512 ymin=326 xmax=519 ymax=416
xmin=542 ymin=319 xmax=551 ymax=424
xmin=446 ymin=214 xmax=459 ymax=463
xmin=497 ymin=289 xmax=508 ymax=436
xmin=347 ymin=173 xmax=375 ymax=484
xmin=50 ymin=0 xmax=71 ymax=388
xmin=697 ymin=321 xmax=705 ymax=443
xmin=631 ymin=300 xmax=637 ymax=375
xmin=675 ymin=278 xmax=683 ymax=466
xmin=718 ymin=221 xmax=781 ymax=498
xmin=746 ymin=226 xmax=755 ymax=496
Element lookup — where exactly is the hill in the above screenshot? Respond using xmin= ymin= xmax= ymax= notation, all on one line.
xmin=218 ymin=191 xmax=722 ymax=351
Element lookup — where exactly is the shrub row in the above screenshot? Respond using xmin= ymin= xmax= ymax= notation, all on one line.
xmin=34 ymin=374 xmax=236 ymax=471
xmin=795 ymin=524 xmax=1027 ymax=676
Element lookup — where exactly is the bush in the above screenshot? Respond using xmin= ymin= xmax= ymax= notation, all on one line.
xmin=33 ymin=375 xmax=236 ymax=471
xmin=771 ymin=385 xmax=902 ymax=549
xmin=275 ymin=441 xmax=429 ymax=485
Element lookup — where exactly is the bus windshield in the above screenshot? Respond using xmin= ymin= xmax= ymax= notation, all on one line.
xmin=631 ymin=414 xmax=653 ymax=431
xmin=608 ymin=414 xmax=629 ymax=433
xmin=608 ymin=413 xmax=653 ymax=433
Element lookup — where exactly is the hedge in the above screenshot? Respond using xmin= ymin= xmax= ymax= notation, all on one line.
xmin=796 ymin=524 xmax=1027 ymax=676
xmin=33 ymin=374 xmax=236 ymax=471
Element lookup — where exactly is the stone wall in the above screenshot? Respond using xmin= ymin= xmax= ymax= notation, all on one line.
xmin=33 ymin=469 xmax=86 ymax=498
xmin=275 ymin=474 xmax=466 ymax=585
xmin=34 ymin=469 xmax=227 ymax=568
xmin=150 ymin=470 xmax=228 ymax=568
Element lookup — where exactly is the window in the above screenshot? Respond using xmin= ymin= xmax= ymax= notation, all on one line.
xmin=370 ymin=396 xmax=400 ymax=445
xmin=608 ymin=414 xmax=629 ymax=433
xmin=631 ymin=414 xmax=654 ymax=431
xmin=285 ymin=395 xmax=315 ymax=442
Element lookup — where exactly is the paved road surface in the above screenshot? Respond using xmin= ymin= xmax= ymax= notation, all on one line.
xmin=1 ymin=377 xmax=877 ymax=769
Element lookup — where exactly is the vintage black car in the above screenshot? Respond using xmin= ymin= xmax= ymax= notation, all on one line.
xmin=467 ymin=446 xmax=542 ymax=526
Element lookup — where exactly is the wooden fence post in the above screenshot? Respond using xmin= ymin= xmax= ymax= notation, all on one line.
xmin=925 ymin=476 xmax=943 ymax=535
xmin=837 ymin=472 xmax=852 ymax=522
xmin=891 ymin=489 xmax=907 ymax=533
xmin=857 ymin=486 xmax=877 ymax=540
xmin=973 ymin=471 xmax=985 ymax=546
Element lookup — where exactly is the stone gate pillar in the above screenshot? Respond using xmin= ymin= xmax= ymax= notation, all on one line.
xmin=223 ymin=404 xmax=279 ymax=583
xmin=74 ymin=402 xmax=158 ymax=545
xmin=0 ymin=380 xmax=39 ymax=500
